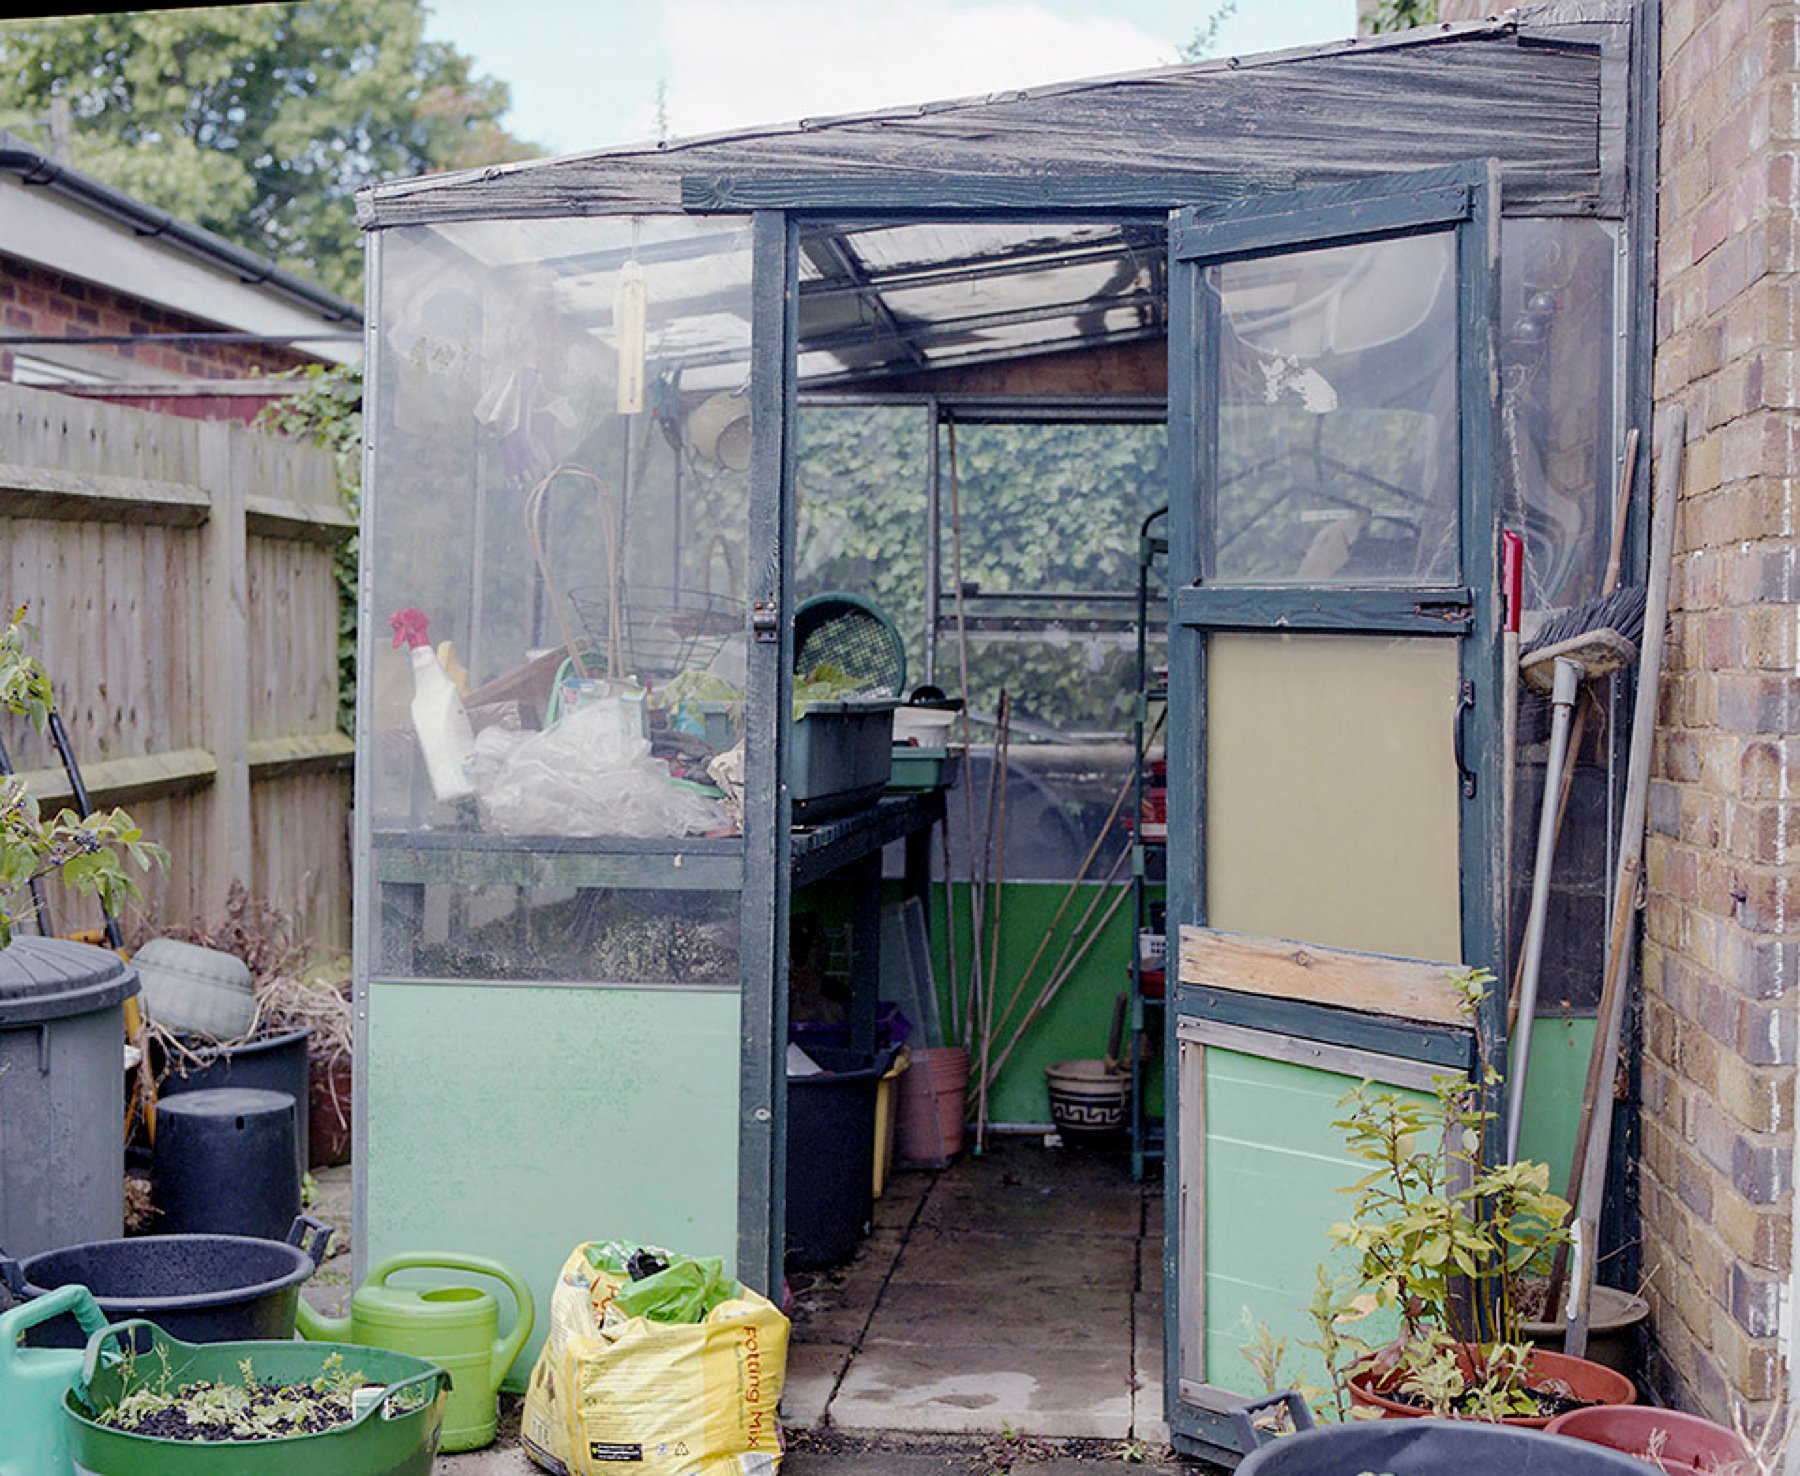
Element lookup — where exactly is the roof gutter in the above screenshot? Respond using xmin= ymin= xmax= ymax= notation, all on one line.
xmin=0 ymin=132 xmax=362 ymax=326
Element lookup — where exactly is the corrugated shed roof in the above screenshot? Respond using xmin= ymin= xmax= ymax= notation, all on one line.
xmin=358 ymin=13 xmax=1625 ymax=230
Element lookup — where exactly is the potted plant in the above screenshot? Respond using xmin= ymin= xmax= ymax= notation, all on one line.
xmin=1300 ymin=970 xmax=1636 ymax=1425
xmin=0 ymin=610 xmax=164 ymax=945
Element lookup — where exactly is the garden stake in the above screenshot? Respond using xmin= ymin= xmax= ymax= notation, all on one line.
xmin=938 ymin=815 xmax=960 ymax=1052
xmin=0 ymin=730 xmax=51 ymax=936
xmin=977 ymin=691 xmax=1011 ymax=1153
xmin=945 ymin=418 xmax=986 ymax=1054
xmin=984 ymin=882 xmax=1131 ymax=1091
xmin=1558 ymin=407 xmax=1683 ymax=1358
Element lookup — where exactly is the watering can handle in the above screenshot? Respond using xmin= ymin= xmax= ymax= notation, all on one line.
xmin=1229 ymin=1389 xmax=1314 ymax=1452
xmin=367 ymin=1252 xmax=537 ymax=1383
xmin=0 ymin=1283 xmax=108 ymax=1366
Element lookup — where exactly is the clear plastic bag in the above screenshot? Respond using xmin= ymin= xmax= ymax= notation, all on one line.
xmin=474 ymin=700 xmax=724 ymax=838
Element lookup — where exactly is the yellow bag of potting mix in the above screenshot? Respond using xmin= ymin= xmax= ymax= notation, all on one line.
xmin=522 ymin=1241 xmax=787 ymax=1476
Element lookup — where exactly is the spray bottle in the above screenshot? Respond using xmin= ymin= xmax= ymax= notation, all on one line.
xmin=389 ymin=608 xmax=476 ymax=804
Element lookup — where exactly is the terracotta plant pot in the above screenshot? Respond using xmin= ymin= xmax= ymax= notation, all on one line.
xmin=1348 ymin=1345 xmax=1636 ymax=1428
xmin=1545 ymin=1404 xmax=1752 ymax=1475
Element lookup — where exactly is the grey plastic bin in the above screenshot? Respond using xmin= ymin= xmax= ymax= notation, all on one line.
xmin=0 ymin=938 xmax=140 ymax=1258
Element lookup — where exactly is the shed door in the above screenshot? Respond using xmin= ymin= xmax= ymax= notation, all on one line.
xmin=1161 ymin=163 xmax=1505 ymax=1457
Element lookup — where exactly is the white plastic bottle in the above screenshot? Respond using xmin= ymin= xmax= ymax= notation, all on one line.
xmin=389 ymin=608 xmax=476 ymax=803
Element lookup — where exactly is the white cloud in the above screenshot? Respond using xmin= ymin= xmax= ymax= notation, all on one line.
xmin=635 ymin=1 xmax=1180 ymax=141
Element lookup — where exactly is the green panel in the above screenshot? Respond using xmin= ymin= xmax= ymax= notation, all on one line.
xmin=1201 ymin=1048 xmax=1425 ymax=1401
xmin=929 ymin=881 xmax=1149 ymax=1126
xmin=1515 ymin=1016 xmax=1596 ymax=1202
xmin=364 ymin=982 xmax=741 ymax=1391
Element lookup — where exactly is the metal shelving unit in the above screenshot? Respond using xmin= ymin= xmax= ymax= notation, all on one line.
xmin=1130 ymin=507 xmax=1169 ymax=1181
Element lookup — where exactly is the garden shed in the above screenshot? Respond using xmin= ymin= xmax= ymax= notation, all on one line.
xmin=352 ymin=2 xmax=1657 ymax=1458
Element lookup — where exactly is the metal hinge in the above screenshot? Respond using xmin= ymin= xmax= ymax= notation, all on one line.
xmin=750 ymin=600 xmax=779 ymax=643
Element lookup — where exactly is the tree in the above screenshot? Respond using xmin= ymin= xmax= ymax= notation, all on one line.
xmin=0 ymin=2 xmax=539 ymax=298
xmin=1369 ymin=0 xmax=1438 ymax=33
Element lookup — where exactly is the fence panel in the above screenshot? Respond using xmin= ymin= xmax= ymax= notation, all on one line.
xmin=0 ymin=382 xmax=353 ymax=949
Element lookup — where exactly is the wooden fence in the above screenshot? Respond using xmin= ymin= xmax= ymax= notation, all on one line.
xmin=0 ymin=382 xmax=353 ymax=950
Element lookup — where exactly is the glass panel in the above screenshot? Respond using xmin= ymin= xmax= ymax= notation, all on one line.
xmin=1205 ymin=633 xmax=1462 ymax=962
xmin=366 ymin=216 xmax=754 ymax=983
xmin=1499 ymin=218 xmax=1619 ymax=611
xmin=1207 ymin=232 xmax=1459 ymax=586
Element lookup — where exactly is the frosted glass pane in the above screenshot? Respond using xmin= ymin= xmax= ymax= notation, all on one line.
xmin=1205 ymin=633 xmax=1461 ymax=961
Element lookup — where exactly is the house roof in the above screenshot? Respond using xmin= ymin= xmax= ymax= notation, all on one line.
xmin=358 ymin=6 xmax=1628 ymax=231
xmin=0 ymin=131 xmax=362 ymax=368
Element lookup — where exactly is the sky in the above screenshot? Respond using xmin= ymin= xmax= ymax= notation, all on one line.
xmin=424 ymin=0 xmax=1360 ymax=158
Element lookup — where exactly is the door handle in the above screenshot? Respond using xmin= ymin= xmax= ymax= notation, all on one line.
xmin=1453 ymin=679 xmax=1476 ymax=798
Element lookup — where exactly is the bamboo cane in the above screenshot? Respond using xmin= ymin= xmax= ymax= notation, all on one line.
xmin=986 ymin=707 xmax=1163 ymax=1053
xmin=977 ymin=691 xmax=1011 ymax=1151
xmin=984 ymin=883 xmax=1134 ymax=1091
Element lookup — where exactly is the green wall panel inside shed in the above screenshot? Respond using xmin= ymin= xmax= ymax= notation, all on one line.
xmin=363 ymin=981 xmax=742 ymax=1390
xmin=928 ymin=881 xmax=1152 ymax=1126
xmin=1515 ymin=1015 xmax=1596 ymax=1205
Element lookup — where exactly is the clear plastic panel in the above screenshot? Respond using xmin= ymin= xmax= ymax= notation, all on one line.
xmin=367 ymin=216 xmax=754 ymax=983
xmin=1207 ymin=232 xmax=1460 ymax=586
xmin=1498 ymin=218 xmax=1619 ymax=612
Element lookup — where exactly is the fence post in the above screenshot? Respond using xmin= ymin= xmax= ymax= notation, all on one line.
xmin=198 ymin=419 xmax=251 ymax=913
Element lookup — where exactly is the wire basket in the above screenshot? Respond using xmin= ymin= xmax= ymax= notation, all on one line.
xmin=794 ymin=593 xmax=907 ymax=697
xmin=567 ymin=584 xmax=741 ymax=680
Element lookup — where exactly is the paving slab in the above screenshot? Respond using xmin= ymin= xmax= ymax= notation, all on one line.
xmin=831 ymin=1340 xmax=1135 ymax=1438
xmin=891 ymin=1225 xmax=1138 ymax=1291
xmin=861 ymin=1275 xmax=1132 ymax=1353
xmin=915 ymin=1185 xmax=1143 ymax=1240
xmin=782 ymin=1338 xmax=855 ymax=1429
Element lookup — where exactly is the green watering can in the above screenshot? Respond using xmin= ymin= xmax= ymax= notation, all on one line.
xmin=0 ymin=1283 xmax=109 ymax=1475
xmin=294 ymin=1252 xmax=534 ymax=1453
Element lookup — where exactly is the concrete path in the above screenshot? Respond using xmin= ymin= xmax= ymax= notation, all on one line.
xmin=304 ymin=1143 xmax=1211 ymax=1472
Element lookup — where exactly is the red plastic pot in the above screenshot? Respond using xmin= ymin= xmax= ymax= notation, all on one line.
xmin=1349 ymin=1345 xmax=1636 ymax=1429
xmin=1545 ymin=1404 xmax=1751 ymax=1474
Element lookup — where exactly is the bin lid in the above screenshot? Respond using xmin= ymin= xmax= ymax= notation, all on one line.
xmin=0 ymin=936 xmax=139 ymax=1025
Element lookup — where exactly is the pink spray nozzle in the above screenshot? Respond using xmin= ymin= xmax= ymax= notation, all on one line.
xmin=389 ymin=608 xmax=430 ymax=650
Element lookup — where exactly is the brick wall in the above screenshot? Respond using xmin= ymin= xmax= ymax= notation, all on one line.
xmin=1644 ymin=0 xmax=1800 ymax=1426
xmin=0 ymin=253 xmax=317 ymax=382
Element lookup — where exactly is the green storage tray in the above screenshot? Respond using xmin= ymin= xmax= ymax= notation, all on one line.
xmin=887 ymin=746 xmax=963 ymax=793
xmin=65 ymin=1321 xmax=449 ymax=1475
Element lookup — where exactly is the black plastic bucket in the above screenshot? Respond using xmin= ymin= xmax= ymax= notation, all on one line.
xmin=155 ymin=1027 xmax=313 ymax=1177
xmin=1235 ymin=1394 xmax=1655 ymax=1474
xmin=787 ymin=1046 xmax=894 ymax=1269
xmin=0 ymin=1214 xmax=331 ymax=1348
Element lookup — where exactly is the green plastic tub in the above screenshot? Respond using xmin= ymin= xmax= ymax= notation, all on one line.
xmin=64 ymin=1320 xmax=449 ymax=1475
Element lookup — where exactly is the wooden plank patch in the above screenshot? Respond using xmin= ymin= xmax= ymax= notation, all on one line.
xmin=1179 ymin=925 xmax=1472 ymax=1028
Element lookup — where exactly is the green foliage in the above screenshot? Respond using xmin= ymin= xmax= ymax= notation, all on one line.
xmin=0 ymin=609 xmax=167 ymax=947
xmin=98 ymin=1350 xmax=371 ymax=1442
xmin=1243 ymin=969 xmax=1573 ymax=1423
xmin=256 ymin=365 xmax=362 ymax=735
xmin=795 ymin=409 xmax=1166 ymax=731
xmin=1181 ymin=0 xmax=1241 ymax=61
xmin=1368 ymin=0 xmax=1438 ymax=34
xmin=0 ymin=3 xmax=540 ymax=296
